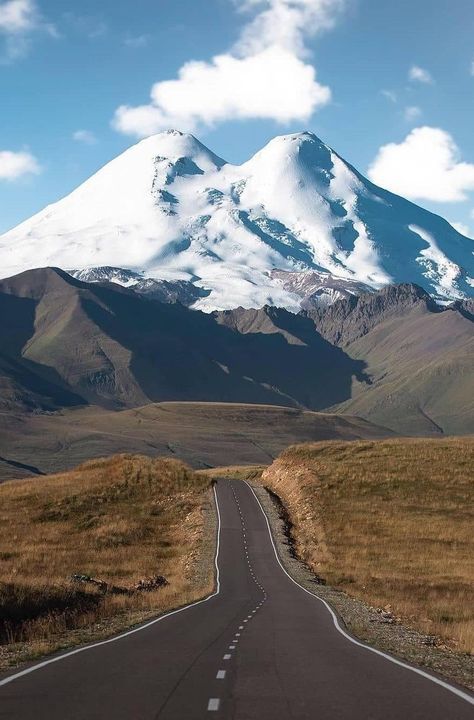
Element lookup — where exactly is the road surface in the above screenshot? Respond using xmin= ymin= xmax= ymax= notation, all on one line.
xmin=1 ymin=479 xmax=473 ymax=719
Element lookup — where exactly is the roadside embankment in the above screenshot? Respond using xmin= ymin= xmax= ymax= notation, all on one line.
xmin=0 ymin=454 xmax=216 ymax=670
xmin=255 ymin=437 xmax=474 ymax=690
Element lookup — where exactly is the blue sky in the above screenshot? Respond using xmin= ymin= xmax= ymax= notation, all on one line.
xmin=1 ymin=0 xmax=474 ymax=236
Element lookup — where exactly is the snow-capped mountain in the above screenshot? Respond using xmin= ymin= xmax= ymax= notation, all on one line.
xmin=1 ymin=129 xmax=473 ymax=311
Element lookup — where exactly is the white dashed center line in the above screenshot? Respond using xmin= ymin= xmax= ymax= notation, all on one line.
xmin=208 ymin=483 xmax=268 ymax=710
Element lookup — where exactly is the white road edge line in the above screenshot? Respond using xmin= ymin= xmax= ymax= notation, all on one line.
xmin=216 ymin=670 xmax=226 ymax=679
xmin=0 ymin=484 xmax=223 ymax=689
xmin=208 ymin=698 xmax=220 ymax=711
xmin=243 ymin=480 xmax=474 ymax=707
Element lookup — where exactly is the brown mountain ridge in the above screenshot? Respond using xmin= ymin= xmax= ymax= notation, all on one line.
xmin=0 ymin=267 xmax=472 ymax=435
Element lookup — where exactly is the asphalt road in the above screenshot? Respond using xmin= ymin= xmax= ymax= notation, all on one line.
xmin=1 ymin=479 xmax=473 ymax=719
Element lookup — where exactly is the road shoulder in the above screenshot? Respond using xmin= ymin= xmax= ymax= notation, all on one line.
xmin=251 ymin=482 xmax=474 ymax=693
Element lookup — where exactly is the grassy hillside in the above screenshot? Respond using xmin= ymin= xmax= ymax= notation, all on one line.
xmin=331 ymin=304 xmax=474 ymax=435
xmin=262 ymin=438 xmax=474 ymax=654
xmin=0 ymin=401 xmax=392 ymax=482
xmin=0 ymin=455 xmax=214 ymax=669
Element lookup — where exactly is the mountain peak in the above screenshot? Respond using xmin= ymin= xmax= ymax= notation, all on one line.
xmin=247 ymin=130 xmax=331 ymax=169
xmin=0 ymin=131 xmax=473 ymax=311
xmin=264 ymin=130 xmax=326 ymax=145
xmin=126 ymin=129 xmax=227 ymax=169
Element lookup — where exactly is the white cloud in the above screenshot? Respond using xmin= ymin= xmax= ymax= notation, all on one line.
xmin=0 ymin=149 xmax=41 ymax=180
xmin=368 ymin=126 xmax=474 ymax=203
xmin=115 ymin=47 xmax=331 ymax=136
xmin=235 ymin=0 xmax=345 ymax=56
xmin=113 ymin=0 xmax=345 ymax=137
xmin=73 ymin=129 xmax=98 ymax=145
xmin=408 ymin=65 xmax=434 ymax=84
xmin=0 ymin=0 xmax=54 ymax=60
xmin=450 ymin=221 xmax=471 ymax=237
xmin=0 ymin=0 xmax=37 ymax=32
xmin=381 ymin=89 xmax=397 ymax=103
xmin=124 ymin=34 xmax=148 ymax=48
xmin=404 ymin=105 xmax=422 ymax=122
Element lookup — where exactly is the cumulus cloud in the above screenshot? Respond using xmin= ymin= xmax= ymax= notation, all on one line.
xmin=113 ymin=0 xmax=345 ymax=137
xmin=114 ymin=47 xmax=331 ymax=136
xmin=0 ymin=0 xmax=54 ymax=60
xmin=0 ymin=149 xmax=41 ymax=180
xmin=235 ymin=0 xmax=345 ymax=55
xmin=408 ymin=65 xmax=433 ymax=84
xmin=368 ymin=126 xmax=474 ymax=203
xmin=73 ymin=129 xmax=98 ymax=145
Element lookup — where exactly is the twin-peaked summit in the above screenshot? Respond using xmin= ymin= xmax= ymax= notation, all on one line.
xmin=1 ymin=129 xmax=473 ymax=311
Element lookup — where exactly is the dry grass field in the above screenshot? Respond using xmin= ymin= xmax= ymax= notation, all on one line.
xmin=0 ymin=401 xmax=392 ymax=482
xmin=0 ymin=454 xmax=213 ymax=668
xmin=262 ymin=438 xmax=474 ymax=654
xmin=199 ymin=465 xmax=266 ymax=482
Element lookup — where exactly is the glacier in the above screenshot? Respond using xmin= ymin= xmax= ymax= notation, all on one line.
xmin=0 ymin=129 xmax=473 ymax=311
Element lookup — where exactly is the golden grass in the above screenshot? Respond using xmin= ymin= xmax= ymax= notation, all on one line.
xmin=198 ymin=465 xmax=266 ymax=481
xmin=0 ymin=454 xmax=213 ymax=663
xmin=262 ymin=437 xmax=474 ymax=653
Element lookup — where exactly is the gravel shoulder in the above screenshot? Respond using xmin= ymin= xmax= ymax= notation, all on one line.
xmin=251 ymin=482 xmax=474 ymax=693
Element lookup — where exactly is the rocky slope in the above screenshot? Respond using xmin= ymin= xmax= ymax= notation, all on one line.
xmin=304 ymin=283 xmax=439 ymax=346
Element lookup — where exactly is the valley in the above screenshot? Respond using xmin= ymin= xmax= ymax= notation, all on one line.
xmin=0 ymin=401 xmax=390 ymax=482
xmin=2 ymin=0 xmax=474 ymax=714
xmin=0 ymin=266 xmax=472 ymax=471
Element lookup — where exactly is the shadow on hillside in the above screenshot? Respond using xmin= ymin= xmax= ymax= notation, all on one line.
xmin=0 ymin=292 xmax=85 ymax=410
xmin=0 ymin=456 xmax=45 ymax=476
xmin=83 ymin=285 xmax=370 ymax=411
